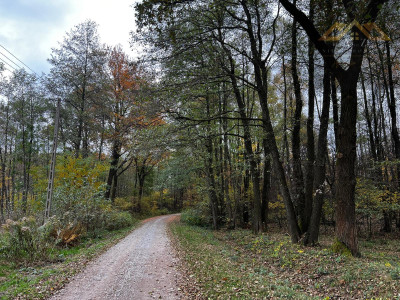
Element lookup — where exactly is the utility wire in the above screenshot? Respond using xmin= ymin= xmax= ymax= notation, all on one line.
xmin=0 ymin=50 xmax=23 ymax=69
xmin=0 ymin=57 xmax=18 ymax=72
xmin=0 ymin=44 xmax=38 ymax=76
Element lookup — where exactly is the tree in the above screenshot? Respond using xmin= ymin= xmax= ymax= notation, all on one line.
xmin=104 ymin=46 xmax=142 ymax=201
xmin=134 ymin=0 xmax=296 ymax=235
xmin=4 ymin=70 xmax=45 ymax=214
xmin=48 ymin=20 xmax=107 ymax=157
xmin=279 ymin=0 xmax=388 ymax=255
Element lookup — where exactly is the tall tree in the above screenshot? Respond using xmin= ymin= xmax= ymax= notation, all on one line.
xmin=104 ymin=46 xmax=142 ymax=201
xmin=3 ymin=70 xmax=44 ymax=214
xmin=48 ymin=20 xmax=107 ymax=157
xmin=290 ymin=0 xmax=307 ymax=232
xmin=279 ymin=0 xmax=388 ymax=255
xmin=304 ymin=0 xmax=315 ymax=234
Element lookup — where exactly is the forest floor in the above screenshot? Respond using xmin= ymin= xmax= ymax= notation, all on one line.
xmin=171 ymin=220 xmax=400 ymax=299
xmin=3 ymin=216 xmax=399 ymax=299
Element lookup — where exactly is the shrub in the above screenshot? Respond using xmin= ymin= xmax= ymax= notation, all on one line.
xmin=33 ymin=155 xmax=112 ymax=234
xmin=181 ymin=207 xmax=208 ymax=227
xmin=158 ymin=208 xmax=170 ymax=215
xmin=114 ymin=197 xmax=133 ymax=211
xmin=105 ymin=211 xmax=135 ymax=231
xmin=138 ymin=195 xmax=153 ymax=215
xmin=37 ymin=215 xmax=62 ymax=243
xmin=52 ymin=181 xmax=110 ymax=233
xmin=0 ymin=217 xmax=50 ymax=261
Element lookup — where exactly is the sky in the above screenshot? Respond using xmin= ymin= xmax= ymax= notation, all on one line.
xmin=0 ymin=0 xmax=139 ymax=75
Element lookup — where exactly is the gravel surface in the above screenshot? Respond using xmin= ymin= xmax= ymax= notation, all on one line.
xmin=51 ymin=215 xmax=183 ymax=300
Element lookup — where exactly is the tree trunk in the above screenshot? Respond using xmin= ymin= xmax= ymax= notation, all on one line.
xmin=82 ymin=126 xmax=89 ymax=158
xmin=382 ymin=210 xmax=392 ymax=232
xmin=205 ymin=135 xmax=219 ymax=230
xmin=367 ymin=52 xmax=383 ymax=161
xmin=385 ymin=41 xmax=400 ymax=187
xmin=291 ymin=1 xmax=306 ymax=232
xmin=331 ymin=74 xmax=339 ymax=150
xmin=261 ymin=139 xmax=271 ymax=231
xmin=335 ymin=77 xmax=359 ymax=256
xmin=105 ymin=141 xmax=120 ymax=201
xmin=75 ymin=110 xmax=84 ymax=158
xmin=304 ymin=1 xmax=315 ymax=232
xmin=9 ymin=148 xmax=15 ymax=217
xmin=282 ymin=57 xmax=290 ymax=172
xmin=0 ymin=105 xmax=9 ymax=222
xmin=205 ymin=95 xmax=219 ymax=230
xmin=222 ymin=85 xmax=233 ymax=228
xmin=242 ymin=168 xmax=250 ymax=226
xmin=111 ymin=173 xmax=119 ymax=200
xmin=138 ymin=172 xmax=145 ymax=212
xmin=98 ymin=116 xmax=105 ymax=160
xmin=304 ymin=63 xmax=331 ymax=245
xmin=361 ymin=72 xmax=377 ymax=160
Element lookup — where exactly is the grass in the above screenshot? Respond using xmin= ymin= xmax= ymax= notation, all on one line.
xmin=0 ymin=222 xmax=139 ymax=300
xmin=171 ymin=222 xmax=400 ymax=299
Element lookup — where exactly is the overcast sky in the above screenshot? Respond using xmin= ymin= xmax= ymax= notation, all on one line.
xmin=0 ymin=0 xmax=139 ymax=75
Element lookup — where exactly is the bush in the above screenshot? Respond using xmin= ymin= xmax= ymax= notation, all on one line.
xmin=105 ymin=211 xmax=135 ymax=231
xmin=37 ymin=216 xmax=61 ymax=242
xmin=34 ymin=155 xmax=112 ymax=233
xmin=0 ymin=217 xmax=51 ymax=261
xmin=181 ymin=207 xmax=208 ymax=227
xmin=52 ymin=182 xmax=110 ymax=233
xmin=138 ymin=195 xmax=173 ymax=216
xmin=158 ymin=208 xmax=170 ymax=215
xmin=114 ymin=197 xmax=133 ymax=211
xmin=0 ymin=209 xmax=137 ymax=262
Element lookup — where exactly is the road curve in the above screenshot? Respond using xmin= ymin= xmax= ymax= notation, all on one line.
xmin=51 ymin=215 xmax=183 ymax=300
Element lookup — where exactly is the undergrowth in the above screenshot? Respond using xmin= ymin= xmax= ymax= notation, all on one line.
xmin=171 ymin=222 xmax=400 ymax=299
xmin=0 ymin=220 xmax=138 ymax=299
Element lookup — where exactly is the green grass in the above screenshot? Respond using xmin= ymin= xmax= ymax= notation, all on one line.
xmin=0 ymin=223 xmax=139 ymax=300
xmin=171 ymin=223 xmax=400 ymax=299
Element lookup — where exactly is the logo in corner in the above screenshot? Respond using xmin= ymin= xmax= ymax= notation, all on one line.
xmin=319 ymin=20 xmax=390 ymax=42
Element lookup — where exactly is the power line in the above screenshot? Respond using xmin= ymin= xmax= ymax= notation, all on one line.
xmin=0 ymin=50 xmax=23 ymax=69
xmin=0 ymin=57 xmax=18 ymax=72
xmin=0 ymin=44 xmax=38 ymax=76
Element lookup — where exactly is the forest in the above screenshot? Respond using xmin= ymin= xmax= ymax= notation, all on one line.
xmin=0 ymin=0 xmax=400 ymax=298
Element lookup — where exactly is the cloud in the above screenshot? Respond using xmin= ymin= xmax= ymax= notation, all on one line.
xmin=0 ymin=0 xmax=72 ymax=23
xmin=0 ymin=0 xmax=138 ymax=75
xmin=0 ymin=0 xmax=74 ymax=74
xmin=66 ymin=0 xmax=138 ymax=55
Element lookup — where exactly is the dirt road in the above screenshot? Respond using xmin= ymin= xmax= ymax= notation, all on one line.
xmin=51 ymin=215 xmax=183 ymax=300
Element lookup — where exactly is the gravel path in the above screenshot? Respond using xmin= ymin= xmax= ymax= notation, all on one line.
xmin=51 ymin=215 xmax=183 ymax=300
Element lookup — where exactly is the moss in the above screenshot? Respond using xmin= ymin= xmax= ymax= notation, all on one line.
xmin=331 ymin=239 xmax=352 ymax=257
